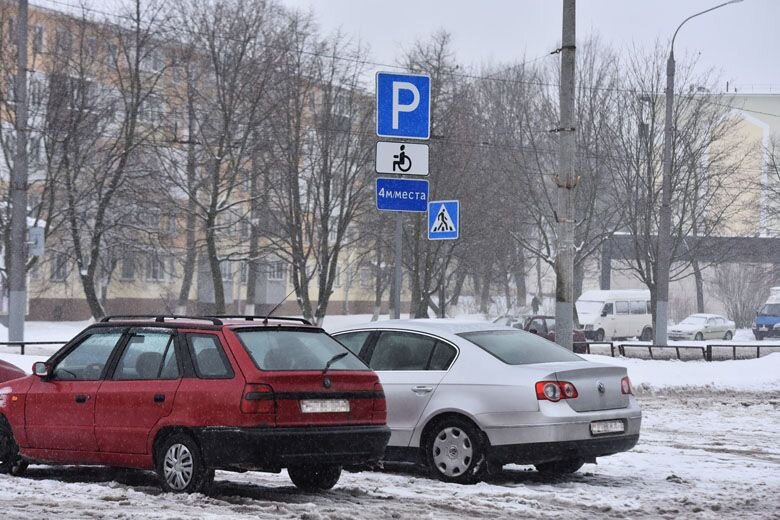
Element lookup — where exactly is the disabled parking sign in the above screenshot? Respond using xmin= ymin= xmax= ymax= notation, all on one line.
xmin=376 ymin=72 xmax=431 ymax=140
xmin=428 ymin=200 xmax=459 ymax=240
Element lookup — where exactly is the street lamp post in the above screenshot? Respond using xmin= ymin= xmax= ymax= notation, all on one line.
xmin=655 ymin=0 xmax=743 ymax=346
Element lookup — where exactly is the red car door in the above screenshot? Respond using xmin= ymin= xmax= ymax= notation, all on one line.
xmin=25 ymin=330 xmax=125 ymax=451
xmin=95 ymin=329 xmax=182 ymax=454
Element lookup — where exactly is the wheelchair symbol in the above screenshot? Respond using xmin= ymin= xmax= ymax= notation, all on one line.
xmin=392 ymin=145 xmax=412 ymax=173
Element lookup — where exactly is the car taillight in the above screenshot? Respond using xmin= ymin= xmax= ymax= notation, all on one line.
xmin=241 ymin=384 xmax=275 ymax=414
xmin=621 ymin=376 xmax=633 ymax=395
xmin=535 ymin=380 xmax=578 ymax=402
xmin=373 ymin=382 xmax=386 ymax=412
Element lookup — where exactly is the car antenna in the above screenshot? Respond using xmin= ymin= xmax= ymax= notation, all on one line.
xmin=263 ymin=287 xmax=297 ymax=325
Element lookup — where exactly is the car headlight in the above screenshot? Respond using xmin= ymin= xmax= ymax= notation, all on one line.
xmin=752 ymin=322 xmax=758 ymax=329
xmin=584 ymin=324 xmax=593 ymax=331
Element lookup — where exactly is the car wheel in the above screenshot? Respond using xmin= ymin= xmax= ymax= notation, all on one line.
xmin=754 ymin=332 xmax=763 ymax=341
xmin=0 ymin=421 xmax=27 ymax=477
xmin=594 ymin=329 xmax=605 ymax=342
xmin=694 ymin=332 xmax=703 ymax=341
xmin=535 ymin=458 xmax=584 ymax=475
xmin=640 ymin=327 xmax=653 ymax=342
xmin=287 ymin=465 xmax=342 ymax=490
xmin=724 ymin=330 xmax=733 ymax=340
xmin=425 ymin=417 xmax=487 ymax=484
xmin=156 ymin=433 xmax=213 ymax=493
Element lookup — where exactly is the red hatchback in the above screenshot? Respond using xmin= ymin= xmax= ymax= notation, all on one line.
xmin=0 ymin=315 xmax=389 ymax=492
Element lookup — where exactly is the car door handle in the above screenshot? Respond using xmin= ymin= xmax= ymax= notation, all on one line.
xmin=154 ymin=394 xmax=165 ymax=403
xmin=75 ymin=394 xmax=89 ymax=403
xmin=412 ymin=386 xmax=434 ymax=394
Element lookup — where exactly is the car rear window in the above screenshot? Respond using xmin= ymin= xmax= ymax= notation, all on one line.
xmin=236 ymin=329 xmax=368 ymax=371
xmin=458 ymin=330 xmax=582 ymax=365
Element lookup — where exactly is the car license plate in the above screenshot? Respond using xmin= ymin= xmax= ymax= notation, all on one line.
xmin=300 ymin=399 xmax=350 ymax=413
xmin=590 ymin=420 xmax=625 ymax=436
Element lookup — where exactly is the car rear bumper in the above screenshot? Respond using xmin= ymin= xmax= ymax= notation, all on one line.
xmin=490 ymin=433 xmax=640 ymax=465
xmin=196 ymin=424 xmax=390 ymax=470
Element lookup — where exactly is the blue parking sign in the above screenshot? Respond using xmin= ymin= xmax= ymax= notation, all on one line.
xmin=428 ymin=200 xmax=459 ymax=240
xmin=376 ymin=72 xmax=430 ymax=140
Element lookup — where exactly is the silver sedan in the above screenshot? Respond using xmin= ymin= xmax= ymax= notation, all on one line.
xmin=332 ymin=320 xmax=641 ymax=484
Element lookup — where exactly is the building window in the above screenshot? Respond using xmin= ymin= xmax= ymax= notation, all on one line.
xmin=32 ymin=25 xmax=44 ymax=54
xmin=139 ymin=208 xmax=160 ymax=230
xmin=240 ymin=261 xmax=248 ymax=284
xmin=359 ymin=267 xmax=371 ymax=288
xmin=145 ymin=255 xmax=170 ymax=282
xmin=55 ymin=30 xmax=73 ymax=54
xmin=120 ymin=254 xmax=135 ymax=281
xmin=106 ymin=43 xmax=118 ymax=67
xmin=50 ymin=253 xmax=67 ymax=281
xmin=268 ymin=261 xmax=286 ymax=281
xmin=220 ymin=261 xmax=232 ymax=282
xmin=166 ymin=212 xmax=177 ymax=234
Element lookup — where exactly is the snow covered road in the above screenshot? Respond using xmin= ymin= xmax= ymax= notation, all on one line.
xmin=1 ymin=390 xmax=778 ymax=519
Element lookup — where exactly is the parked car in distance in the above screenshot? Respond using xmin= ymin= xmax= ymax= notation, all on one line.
xmin=332 ymin=320 xmax=641 ymax=484
xmin=523 ymin=315 xmax=589 ymax=354
xmin=668 ymin=314 xmax=735 ymax=341
xmin=753 ymin=287 xmax=780 ymax=340
xmin=576 ymin=289 xmax=653 ymax=342
xmin=0 ymin=359 xmax=26 ymax=383
xmin=0 ymin=315 xmax=389 ymax=492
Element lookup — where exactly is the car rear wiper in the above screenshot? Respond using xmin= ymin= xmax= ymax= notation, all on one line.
xmin=323 ymin=352 xmax=349 ymax=375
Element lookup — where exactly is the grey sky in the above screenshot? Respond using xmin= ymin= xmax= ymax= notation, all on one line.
xmin=279 ymin=0 xmax=779 ymax=92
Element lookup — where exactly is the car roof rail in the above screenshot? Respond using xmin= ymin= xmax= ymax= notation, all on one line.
xmin=205 ymin=315 xmax=312 ymax=326
xmin=100 ymin=315 xmax=224 ymax=326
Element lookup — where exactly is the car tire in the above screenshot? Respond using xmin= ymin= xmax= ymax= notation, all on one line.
xmin=0 ymin=420 xmax=27 ymax=477
xmin=287 ymin=465 xmax=342 ymax=490
xmin=535 ymin=458 xmax=584 ymax=475
xmin=640 ymin=327 xmax=653 ymax=342
xmin=594 ymin=329 xmax=605 ymax=342
xmin=754 ymin=332 xmax=763 ymax=341
xmin=724 ymin=330 xmax=733 ymax=340
xmin=424 ymin=417 xmax=487 ymax=484
xmin=156 ymin=433 xmax=213 ymax=494
xmin=694 ymin=332 xmax=703 ymax=341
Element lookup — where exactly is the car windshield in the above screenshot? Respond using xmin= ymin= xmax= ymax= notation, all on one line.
xmin=458 ymin=330 xmax=582 ymax=365
xmin=759 ymin=303 xmax=780 ymax=316
xmin=236 ymin=329 xmax=367 ymax=371
xmin=576 ymin=300 xmax=603 ymax=316
xmin=679 ymin=316 xmax=707 ymax=325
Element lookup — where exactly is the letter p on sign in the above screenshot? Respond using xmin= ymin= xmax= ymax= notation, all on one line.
xmin=377 ymin=72 xmax=430 ymax=140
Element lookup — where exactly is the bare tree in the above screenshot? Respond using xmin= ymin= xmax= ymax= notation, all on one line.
xmin=710 ymin=263 xmax=771 ymax=328
xmin=170 ymin=0 xmax=281 ymax=314
xmin=609 ymin=44 xmax=750 ymax=335
xmin=264 ymin=18 xmax=374 ymax=325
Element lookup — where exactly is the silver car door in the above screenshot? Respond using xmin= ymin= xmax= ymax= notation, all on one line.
xmin=369 ymin=331 xmax=447 ymax=447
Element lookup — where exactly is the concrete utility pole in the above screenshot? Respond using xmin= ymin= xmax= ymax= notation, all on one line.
xmin=9 ymin=0 xmax=29 ymax=342
xmin=554 ymin=0 xmax=576 ymax=351
xmin=656 ymin=0 xmax=743 ymax=346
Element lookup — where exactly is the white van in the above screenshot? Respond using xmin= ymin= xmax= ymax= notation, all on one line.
xmin=576 ymin=289 xmax=652 ymax=341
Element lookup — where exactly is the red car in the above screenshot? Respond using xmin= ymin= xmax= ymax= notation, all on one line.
xmin=0 ymin=359 xmax=26 ymax=383
xmin=0 ymin=315 xmax=389 ymax=492
xmin=523 ymin=315 xmax=589 ymax=354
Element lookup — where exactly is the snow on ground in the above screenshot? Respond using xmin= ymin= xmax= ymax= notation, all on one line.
xmin=0 ymin=318 xmax=778 ymax=518
xmin=0 ymin=392 xmax=777 ymax=519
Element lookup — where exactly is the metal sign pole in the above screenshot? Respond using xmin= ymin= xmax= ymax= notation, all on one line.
xmin=393 ymin=213 xmax=402 ymax=319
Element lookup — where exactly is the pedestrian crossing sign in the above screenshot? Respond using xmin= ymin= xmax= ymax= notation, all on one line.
xmin=428 ymin=200 xmax=459 ymax=240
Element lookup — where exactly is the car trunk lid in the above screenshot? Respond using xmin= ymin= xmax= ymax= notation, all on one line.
xmin=550 ymin=363 xmax=629 ymax=412
xmin=246 ymin=370 xmax=381 ymax=427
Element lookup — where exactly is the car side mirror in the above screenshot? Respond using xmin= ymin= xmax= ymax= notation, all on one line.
xmin=601 ymin=311 xmax=607 ymax=317
xmin=529 ymin=328 xmax=538 ymax=335
xmin=33 ymin=362 xmax=51 ymax=378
